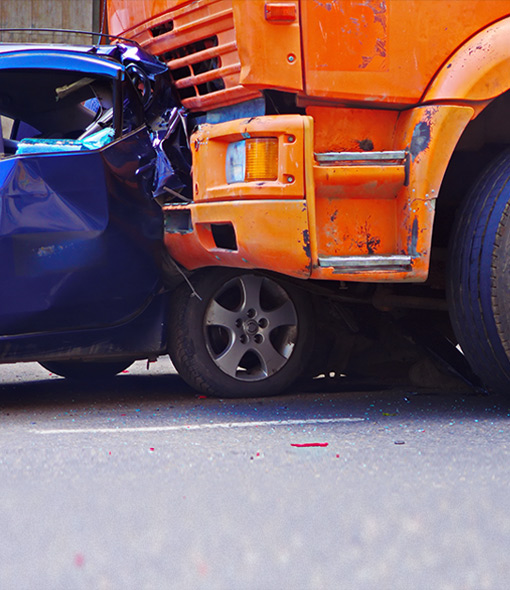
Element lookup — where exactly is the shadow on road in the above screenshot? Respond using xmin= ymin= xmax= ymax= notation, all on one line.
xmin=0 ymin=362 xmax=509 ymax=427
xmin=0 ymin=371 xmax=193 ymax=408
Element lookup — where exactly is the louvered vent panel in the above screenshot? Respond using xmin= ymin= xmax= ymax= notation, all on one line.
xmin=125 ymin=0 xmax=261 ymax=111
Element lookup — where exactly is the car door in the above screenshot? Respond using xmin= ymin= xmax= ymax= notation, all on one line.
xmin=0 ymin=48 xmax=163 ymax=335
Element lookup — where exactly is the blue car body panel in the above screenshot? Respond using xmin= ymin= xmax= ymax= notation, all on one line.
xmin=0 ymin=42 xmax=176 ymax=365
xmin=0 ymin=128 xmax=161 ymax=334
xmin=1 ymin=291 xmax=168 ymax=364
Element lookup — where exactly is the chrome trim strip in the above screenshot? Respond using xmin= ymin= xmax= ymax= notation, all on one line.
xmin=318 ymin=255 xmax=412 ymax=270
xmin=315 ymin=150 xmax=407 ymax=163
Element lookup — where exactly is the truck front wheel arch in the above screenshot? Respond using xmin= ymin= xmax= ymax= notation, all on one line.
xmin=424 ymin=17 xmax=510 ymax=104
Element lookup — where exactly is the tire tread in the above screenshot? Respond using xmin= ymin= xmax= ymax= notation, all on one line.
xmin=448 ymin=149 xmax=510 ymax=393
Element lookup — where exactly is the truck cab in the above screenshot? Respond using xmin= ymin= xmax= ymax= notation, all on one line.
xmin=108 ymin=0 xmax=510 ymax=398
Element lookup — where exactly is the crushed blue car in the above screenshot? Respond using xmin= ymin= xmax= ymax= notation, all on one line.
xmin=0 ymin=41 xmax=190 ymax=378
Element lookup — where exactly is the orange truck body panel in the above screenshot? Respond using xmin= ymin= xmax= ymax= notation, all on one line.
xmin=108 ymin=0 xmax=510 ymax=282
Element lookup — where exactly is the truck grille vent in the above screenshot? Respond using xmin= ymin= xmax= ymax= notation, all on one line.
xmin=150 ymin=21 xmax=174 ymax=38
xmin=161 ymin=36 xmax=226 ymax=99
xmin=123 ymin=0 xmax=261 ymax=111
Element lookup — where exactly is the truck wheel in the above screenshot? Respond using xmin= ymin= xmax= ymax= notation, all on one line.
xmin=40 ymin=360 xmax=133 ymax=380
xmin=168 ymin=269 xmax=314 ymax=398
xmin=447 ymin=149 xmax=510 ymax=393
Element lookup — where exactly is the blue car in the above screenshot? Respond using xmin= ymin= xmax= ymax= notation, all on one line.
xmin=0 ymin=41 xmax=189 ymax=379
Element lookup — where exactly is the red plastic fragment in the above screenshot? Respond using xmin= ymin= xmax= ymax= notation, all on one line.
xmin=291 ymin=442 xmax=329 ymax=448
xmin=149 ymin=447 xmax=155 ymax=451
xmin=74 ymin=553 xmax=85 ymax=567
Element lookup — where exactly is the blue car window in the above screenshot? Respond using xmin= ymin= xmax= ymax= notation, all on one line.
xmin=0 ymin=68 xmax=119 ymax=156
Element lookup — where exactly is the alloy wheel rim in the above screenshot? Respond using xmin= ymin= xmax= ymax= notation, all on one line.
xmin=204 ymin=275 xmax=298 ymax=381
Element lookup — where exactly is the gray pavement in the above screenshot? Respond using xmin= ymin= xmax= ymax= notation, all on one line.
xmin=1 ymin=359 xmax=510 ymax=589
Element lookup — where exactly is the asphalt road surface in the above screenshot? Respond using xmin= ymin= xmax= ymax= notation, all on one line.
xmin=1 ymin=358 xmax=510 ymax=590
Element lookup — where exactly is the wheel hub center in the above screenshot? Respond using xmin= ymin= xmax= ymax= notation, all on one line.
xmin=245 ymin=320 xmax=259 ymax=335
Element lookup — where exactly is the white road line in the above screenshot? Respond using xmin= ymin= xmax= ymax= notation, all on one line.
xmin=31 ymin=417 xmax=364 ymax=435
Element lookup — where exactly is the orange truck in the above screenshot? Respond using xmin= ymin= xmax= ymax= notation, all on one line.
xmin=108 ymin=0 xmax=510 ymax=398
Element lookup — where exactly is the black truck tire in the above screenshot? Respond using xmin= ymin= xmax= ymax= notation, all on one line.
xmin=447 ymin=149 xmax=510 ymax=393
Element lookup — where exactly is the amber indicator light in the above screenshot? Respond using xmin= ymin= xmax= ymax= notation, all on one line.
xmin=245 ymin=138 xmax=279 ymax=181
xmin=264 ymin=3 xmax=297 ymax=22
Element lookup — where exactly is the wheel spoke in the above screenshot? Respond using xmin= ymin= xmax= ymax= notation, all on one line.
xmin=205 ymin=299 xmax=239 ymax=329
xmin=238 ymin=275 xmax=264 ymax=313
xmin=214 ymin=338 xmax=247 ymax=377
xmin=264 ymin=299 xmax=297 ymax=329
xmin=254 ymin=338 xmax=289 ymax=376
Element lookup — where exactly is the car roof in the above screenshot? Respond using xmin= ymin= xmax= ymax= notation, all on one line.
xmin=0 ymin=42 xmax=168 ymax=77
xmin=0 ymin=44 xmax=123 ymax=77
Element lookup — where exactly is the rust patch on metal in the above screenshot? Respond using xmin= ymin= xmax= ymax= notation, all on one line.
xmin=354 ymin=221 xmax=381 ymax=254
xmin=408 ymin=217 xmax=419 ymax=257
xmin=357 ymin=138 xmax=374 ymax=151
xmin=410 ymin=121 xmax=431 ymax=161
xmin=298 ymin=229 xmax=312 ymax=274
xmin=302 ymin=229 xmax=311 ymax=259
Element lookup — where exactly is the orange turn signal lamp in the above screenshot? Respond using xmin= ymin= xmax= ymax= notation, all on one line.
xmin=226 ymin=138 xmax=279 ymax=183
xmin=265 ymin=3 xmax=297 ymax=22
